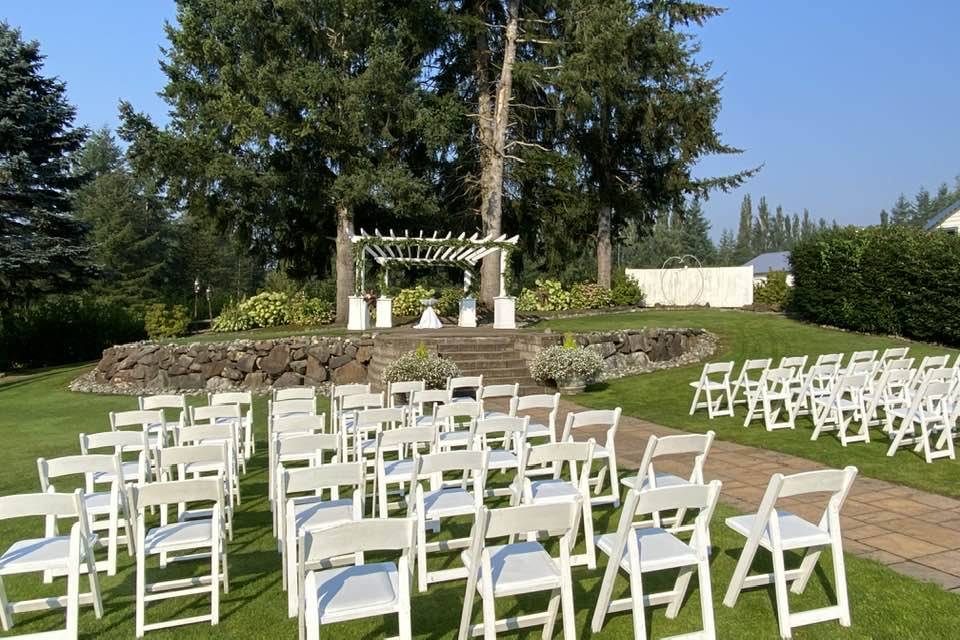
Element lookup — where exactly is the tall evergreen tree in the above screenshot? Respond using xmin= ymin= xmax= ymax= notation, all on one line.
xmin=716 ymin=228 xmax=736 ymax=265
xmin=733 ymin=194 xmax=753 ymax=263
xmin=752 ymin=196 xmax=771 ymax=254
xmin=680 ymin=200 xmax=716 ymax=263
xmin=801 ymin=208 xmax=814 ymax=239
xmin=0 ymin=22 xmax=95 ymax=304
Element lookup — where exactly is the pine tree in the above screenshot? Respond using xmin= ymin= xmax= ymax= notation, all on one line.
xmin=880 ymin=209 xmax=889 ymax=225
xmin=680 ymin=200 xmax=716 ymax=263
xmin=753 ymin=196 xmax=771 ymax=254
xmin=791 ymin=213 xmax=801 ymax=244
xmin=734 ymin=194 xmax=753 ymax=262
xmin=716 ymin=229 xmax=736 ymax=265
xmin=889 ymin=195 xmax=913 ymax=225
xmin=0 ymin=22 xmax=95 ymax=304
xmin=783 ymin=212 xmax=793 ymax=246
xmin=801 ymin=209 xmax=814 ymax=239
xmin=771 ymin=205 xmax=786 ymax=250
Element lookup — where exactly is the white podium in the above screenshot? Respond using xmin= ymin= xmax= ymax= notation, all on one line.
xmin=347 ymin=295 xmax=369 ymax=331
xmin=458 ymin=297 xmax=477 ymax=328
xmin=493 ymin=296 xmax=516 ymax=330
xmin=375 ymin=297 xmax=393 ymax=328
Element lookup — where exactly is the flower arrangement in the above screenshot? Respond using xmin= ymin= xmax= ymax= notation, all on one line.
xmin=530 ymin=333 xmax=604 ymax=392
xmin=383 ymin=342 xmax=462 ymax=389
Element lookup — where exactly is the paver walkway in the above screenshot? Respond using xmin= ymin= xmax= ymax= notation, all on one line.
xmin=552 ymin=398 xmax=960 ymax=593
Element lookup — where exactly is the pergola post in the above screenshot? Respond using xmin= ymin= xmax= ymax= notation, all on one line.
xmin=493 ymin=248 xmax=515 ymax=330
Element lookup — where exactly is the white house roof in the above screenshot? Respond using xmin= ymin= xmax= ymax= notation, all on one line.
xmin=924 ymin=198 xmax=960 ymax=230
xmin=742 ymin=251 xmax=791 ymax=274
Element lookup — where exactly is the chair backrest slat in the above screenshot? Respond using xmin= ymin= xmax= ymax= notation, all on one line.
xmin=0 ymin=491 xmax=80 ymax=520
xmin=302 ymin=518 xmax=414 ymax=564
xmin=111 ymin=409 xmax=164 ymax=430
xmin=483 ymin=501 xmax=576 ymax=539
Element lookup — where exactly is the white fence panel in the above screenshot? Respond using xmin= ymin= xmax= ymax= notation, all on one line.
xmin=625 ymin=266 xmax=754 ymax=308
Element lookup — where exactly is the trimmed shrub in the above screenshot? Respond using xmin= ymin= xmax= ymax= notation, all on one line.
xmin=144 ymin=304 xmax=191 ymax=339
xmin=288 ymin=292 xmax=334 ymax=326
xmin=211 ymin=301 xmax=256 ymax=333
xmin=393 ymin=285 xmax=435 ymax=317
xmin=0 ymin=297 xmax=145 ymax=369
xmin=382 ymin=346 xmax=461 ymax=389
xmin=569 ymin=283 xmax=614 ymax=309
xmin=516 ymin=278 xmax=572 ymax=312
xmin=530 ymin=343 xmax=604 ymax=385
xmin=753 ymin=271 xmax=791 ymax=311
xmin=611 ymin=274 xmax=645 ymax=306
xmin=790 ymin=225 xmax=960 ymax=345
xmin=435 ymin=287 xmax=465 ymax=317
xmin=239 ymin=291 xmax=290 ymax=327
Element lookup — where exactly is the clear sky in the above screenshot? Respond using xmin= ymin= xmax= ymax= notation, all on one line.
xmin=4 ymin=1 xmax=959 ymax=238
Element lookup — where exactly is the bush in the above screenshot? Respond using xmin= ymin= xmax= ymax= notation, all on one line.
xmin=791 ymin=225 xmax=960 ymax=345
xmin=393 ymin=285 xmax=435 ymax=317
xmin=753 ymin=271 xmax=791 ymax=311
xmin=611 ymin=274 xmax=645 ymax=306
xmin=382 ymin=346 xmax=461 ymax=389
xmin=0 ymin=297 xmax=145 ymax=370
xmin=144 ymin=304 xmax=191 ymax=339
xmin=288 ymin=292 xmax=335 ymax=325
xmin=435 ymin=287 xmax=464 ymax=317
xmin=211 ymin=300 xmax=256 ymax=333
xmin=569 ymin=283 xmax=614 ymax=309
xmin=516 ymin=278 xmax=571 ymax=312
xmin=530 ymin=343 xmax=604 ymax=385
xmin=239 ymin=291 xmax=290 ymax=327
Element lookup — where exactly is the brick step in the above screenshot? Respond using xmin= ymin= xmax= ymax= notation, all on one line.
xmin=439 ymin=351 xmax=529 ymax=362
xmin=445 ymin=359 xmax=528 ymax=370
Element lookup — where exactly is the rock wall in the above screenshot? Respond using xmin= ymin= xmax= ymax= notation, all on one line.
xmin=75 ymin=336 xmax=372 ymax=394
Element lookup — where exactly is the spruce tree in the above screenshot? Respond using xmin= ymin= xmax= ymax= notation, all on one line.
xmin=734 ymin=194 xmax=753 ymax=262
xmin=0 ymin=22 xmax=95 ymax=304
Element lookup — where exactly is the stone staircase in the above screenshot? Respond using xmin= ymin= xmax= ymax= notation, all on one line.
xmin=368 ymin=334 xmax=553 ymax=394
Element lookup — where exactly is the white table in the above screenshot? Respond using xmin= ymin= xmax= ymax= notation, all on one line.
xmin=414 ymin=298 xmax=442 ymax=329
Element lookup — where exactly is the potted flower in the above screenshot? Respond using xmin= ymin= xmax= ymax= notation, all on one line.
xmin=530 ymin=333 xmax=604 ymax=395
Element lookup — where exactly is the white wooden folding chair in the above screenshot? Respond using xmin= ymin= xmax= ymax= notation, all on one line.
xmin=209 ymin=391 xmax=255 ymax=457
xmin=411 ymin=389 xmax=449 ymax=428
xmin=448 ymin=375 xmax=483 ymax=404
xmin=915 ymin=354 xmax=951 ymax=385
xmin=458 ymin=501 xmax=578 ymax=640
xmin=176 ymin=424 xmax=242 ymax=507
xmin=743 ymin=367 xmax=796 ymax=430
xmin=778 ymin=355 xmax=809 ymax=394
xmin=128 ymin=477 xmax=228 ymax=637
xmin=299 ymin=518 xmax=415 ymax=640
xmin=0 ymin=491 xmax=103 ymax=638
xmin=843 ymin=349 xmax=877 ymax=373
xmin=38 ymin=454 xmax=132 ymax=576
xmin=329 ymin=382 xmax=371 ymax=433
xmin=348 ymin=407 xmax=403 ymax=487
xmin=561 ymin=408 xmax=622 ymax=507
xmin=436 ymin=401 xmax=482 ymax=451
xmin=479 ymin=383 xmax=519 ymax=419
xmin=813 ymin=353 xmax=842 ymax=369
xmin=724 ymin=466 xmax=858 ymax=640
xmin=622 ymin=431 xmax=716 ymax=545
xmin=879 ymin=346 xmax=909 ymax=364
xmin=411 ymin=450 xmax=488 ymax=592
xmin=376 ymin=426 xmax=437 ymax=517
xmin=789 ymin=364 xmax=839 ymax=419
xmin=268 ymin=414 xmax=328 ymax=506
xmin=473 ymin=415 xmax=528 ymax=499
xmin=810 ymin=373 xmax=870 ymax=446
xmin=592 ymin=481 xmax=722 ymax=639
xmin=189 ymin=405 xmax=247 ymax=476
xmin=510 ymin=392 xmax=560 ymax=443
xmin=521 ymin=440 xmax=596 ymax=568
xmin=79 ymin=430 xmax=149 ymax=488
xmin=688 ymin=361 xmax=735 ymax=418
xmin=862 ymin=366 xmax=913 ymax=429
xmin=157 ymin=444 xmax=235 ymax=541
xmin=387 ymin=380 xmax=426 ymax=417
xmin=886 ymin=378 xmax=954 ymax=459
xmin=269 ymin=398 xmax=319 ymax=450
xmin=337 ymin=392 xmax=385 ymax=444
xmin=272 ymin=433 xmax=340 ymax=539
xmin=110 ymin=409 xmax=167 ymax=449
xmin=281 ymin=461 xmax=365 ymax=618
xmin=138 ymin=394 xmax=187 ymax=439
xmin=274 ymin=386 xmax=317 ymax=402
xmin=731 ymin=358 xmax=772 ymax=406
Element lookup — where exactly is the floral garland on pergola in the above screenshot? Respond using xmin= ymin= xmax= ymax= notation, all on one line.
xmin=350 ymin=229 xmax=519 ymax=295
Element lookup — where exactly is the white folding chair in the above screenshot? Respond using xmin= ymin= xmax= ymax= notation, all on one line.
xmin=329 ymin=383 xmax=371 ymax=434
xmin=510 ymin=392 xmax=560 ymax=443
xmin=157 ymin=444 xmax=235 ymax=541
xmin=778 ymin=355 xmax=809 ymax=394
xmin=743 ymin=367 xmax=796 ymax=430
xmin=274 ymin=386 xmax=317 ymax=402
xmin=724 ymin=467 xmax=858 ymax=640
xmin=813 ymin=353 xmax=842 ymax=369
xmin=387 ymin=380 xmax=426 ymax=416
xmin=411 ymin=389 xmax=449 ymax=428
xmin=458 ymin=501 xmax=578 ymax=640
xmin=731 ymin=358 xmax=772 ymax=406
xmin=810 ymin=373 xmax=870 ymax=446
xmin=561 ymin=408 xmax=622 ymax=507
xmin=138 ymin=394 xmax=187 ymax=438
xmin=473 ymin=415 xmax=528 ymax=499
xmin=272 ymin=433 xmax=340 ymax=539
xmin=592 ymin=482 xmax=722 ymax=639
xmin=376 ymin=426 xmax=437 ymax=517
xmin=281 ymin=461 xmax=365 ymax=618
xmin=879 ymin=346 xmax=909 ymax=364
xmin=337 ymin=392 xmax=385 ymax=441
xmin=128 ymin=477 xmax=228 ymax=637
xmin=915 ymin=354 xmax=951 ymax=385
xmin=110 ymin=410 xmax=167 ymax=449
xmin=479 ymin=383 xmax=519 ymax=419
xmin=448 ymin=375 xmax=483 ymax=404
xmin=38 ymin=454 xmax=132 ymax=576
xmin=176 ymin=423 xmax=242 ymax=506
xmin=521 ymin=440 xmax=596 ymax=568
xmin=209 ymin=391 xmax=255 ymax=457
xmin=269 ymin=398 xmax=319 ymax=448
xmin=436 ymin=401 xmax=482 ymax=451
xmin=79 ymin=430 xmax=149 ymax=488
xmin=789 ymin=364 xmax=838 ymax=419
xmin=843 ymin=349 xmax=877 ymax=372
xmin=886 ymin=377 xmax=954 ymax=459
xmin=0 ymin=491 xmax=103 ymax=638
xmin=189 ymin=405 xmax=246 ymax=476
xmin=688 ymin=362 xmax=735 ymax=418
xmin=347 ymin=407 xmax=404 ymax=486
xmin=411 ymin=450 xmax=488 ymax=592
xmin=862 ymin=366 xmax=913 ymax=428
xmin=298 ymin=518 xmax=415 ymax=640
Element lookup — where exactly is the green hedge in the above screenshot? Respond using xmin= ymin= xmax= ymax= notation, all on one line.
xmin=0 ymin=297 xmax=145 ymax=370
xmin=790 ymin=225 xmax=960 ymax=345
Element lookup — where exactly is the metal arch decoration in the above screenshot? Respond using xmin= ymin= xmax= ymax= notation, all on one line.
xmin=659 ymin=254 xmax=705 ymax=307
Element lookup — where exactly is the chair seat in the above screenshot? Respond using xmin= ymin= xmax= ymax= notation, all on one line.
xmin=83 ymin=491 xmax=119 ymax=515
xmin=688 ymin=381 xmax=729 ymax=391
xmin=382 ymin=459 xmax=415 ymax=480
xmin=525 ymin=422 xmax=553 ymax=438
xmin=183 ymin=461 xmax=226 ymax=476
xmin=487 ymin=449 xmax=519 ymax=470
xmin=413 ymin=415 xmax=436 ymax=428
xmin=482 ymin=410 xmax=509 ymax=419
xmin=438 ymin=431 xmax=472 ymax=445
xmin=726 ymin=511 xmax=831 ymax=550
xmin=461 ymin=541 xmax=560 ymax=596
xmin=309 ymin=562 xmax=399 ymax=622
xmin=93 ymin=460 xmax=142 ymax=484
xmin=0 ymin=535 xmax=97 ymax=574
xmin=422 ymin=488 xmax=476 ymax=519
xmin=293 ymin=499 xmax=355 ymax=534
xmin=621 ymin=471 xmax=691 ymax=492
xmin=528 ymin=479 xmax=579 ymax=503
xmin=595 ymin=528 xmax=698 ymax=573
xmin=144 ymin=520 xmax=215 ymax=554
xmin=813 ymin=397 xmax=860 ymax=411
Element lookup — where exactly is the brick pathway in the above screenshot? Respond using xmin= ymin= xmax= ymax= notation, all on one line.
xmin=549 ymin=398 xmax=960 ymax=592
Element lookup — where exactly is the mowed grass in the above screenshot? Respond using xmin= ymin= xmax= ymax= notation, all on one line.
xmin=0 ymin=365 xmax=957 ymax=638
xmin=538 ymin=309 xmax=960 ymax=498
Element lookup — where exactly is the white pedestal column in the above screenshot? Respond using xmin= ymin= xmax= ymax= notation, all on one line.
xmin=375 ymin=297 xmax=393 ymax=329
xmin=347 ymin=295 xmax=369 ymax=331
xmin=458 ymin=297 xmax=477 ymax=328
xmin=493 ymin=296 xmax=516 ymax=330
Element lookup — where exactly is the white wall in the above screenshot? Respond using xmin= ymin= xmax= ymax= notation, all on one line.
xmin=935 ymin=209 xmax=960 ymax=232
xmin=626 ymin=266 xmax=754 ymax=308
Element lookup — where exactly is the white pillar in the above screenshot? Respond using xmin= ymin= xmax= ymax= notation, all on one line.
xmin=347 ymin=296 xmax=369 ymax=331
xmin=498 ymin=250 xmax=507 ymax=297
xmin=493 ymin=296 xmax=515 ymax=330
xmin=375 ymin=297 xmax=393 ymax=328
xmin=458 ymin=297 xmax=477 ymax=328
xmin=463 ymin=268 xmax=472 ymax=294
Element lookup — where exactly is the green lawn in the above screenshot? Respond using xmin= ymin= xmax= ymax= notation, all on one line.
xmin=0 ymin=364 xmax=957 ymax=638
xmin=538 ymin=309 xmax=960 ymax=498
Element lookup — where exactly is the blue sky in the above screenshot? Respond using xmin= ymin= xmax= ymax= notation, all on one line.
xmin=4 ymin=1 xmax=959 ymax=238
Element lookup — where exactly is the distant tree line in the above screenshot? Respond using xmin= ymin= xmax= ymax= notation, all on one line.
xmin=879 ymin=178 xmax=960 ymax=228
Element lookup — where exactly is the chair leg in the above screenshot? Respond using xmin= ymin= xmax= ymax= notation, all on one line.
xmin=559 ymin=564 xmax=577 ymax=640
xmin=629 ymin=562 xmax=647 ymax=640
xmin=771 ymin=548 xmax=793 ymax=640
xmin=0 ymin=576 xmax=11 ymax=631
xmin=582 ymin=501 xmax=597 ymax=570
xmin=790 ymin=547 xmax=822 ymax=594
xmin=417 ymin=519 xmax=429 ymax=593
xmin=608 ymin=451 xmax=620 ymax=508
xmin=590 ymin=548 xmax=620 ymax=633
xmin=211 ymin=536 xmax=220 ymax=626
xmin=689 ymin=386 xmax=702 ymax=415
xmin=480 ymin=574 xmax=497 ymax=640
xmin=724 ymin=536 xmax=760 ymax=607
xmin=541 ymin=588 xmax=561 ymax=640
xmin=665 ymin=565 xmax=695 ymax=619
xmin=457 ymin=564 xmax=479 ymax=640
xmin=697 ymin=559 xmax=717 ymax=640
xmin=135 ymin=543 xmax=146 ymax=638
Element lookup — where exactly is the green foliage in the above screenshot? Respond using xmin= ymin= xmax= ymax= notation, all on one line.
xmin=611 ymin=274 xmax=644 ymax=306
xmin=569 ymin=283 xmax=614 ymax=310
xmin=143 ymin=303 xmax=191 ymax=339
xmin=239 ymin=291 xmax=290 ymax=328
xmin=0 ymin=297 xmax=144 ymax=369
xmin=791 ymin=225 xmax=960 ymax=345
xmin=562 ymin=332 xmax=577 ymax=349
xmin=210 ymin=301 xmax=255 ymax=333
xmin=753 ymin=271 xmax=791 ymax=311
xmin=516 ymin=279 xmax=572 ymax=312
xmin=393 ymin=286 xmax=435 ymax=317
xmin=382 ymin=349 xmax=461 ymax=390
xmin=435 ymin=287 xmax=464 ymax=317
xmin=530 ymin=344 xmax=604 ymax=385
xmin=287 ymin=292 xmax=334 ymax=326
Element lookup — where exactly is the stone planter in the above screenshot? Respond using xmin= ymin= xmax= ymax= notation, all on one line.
xmin=557 ymin=377 xmax=586 ymax=395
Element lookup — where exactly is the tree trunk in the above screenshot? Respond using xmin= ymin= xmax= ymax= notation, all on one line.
xmin=335 ymin=203 xmax=355 ymax=323
xmin=478 ymin=0 xmax=520 ymax=306
xmin=597 ymin=204 xmax=612 ymax=288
